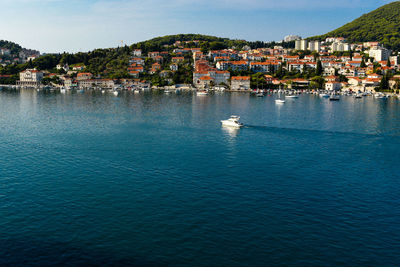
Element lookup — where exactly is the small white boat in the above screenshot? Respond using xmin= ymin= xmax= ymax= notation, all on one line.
xmin=113 ymin=91 xmax=119 ymax=96
xmin=60 ymin=88 xmax=66 ymax=94
xmin=286 ymin=95 xmax=298 ymax=98
xmin=134 ymin=89 xmax=140 ymax=94
xmin=164 ymin=90 xmax=171 ymax=94
xmin=319 ymin=93 xmax=330 ymax=98
xmin=329 ymin=94 xmax=340 ymax=101
xmin=221 ymin=115 xmax=243 ymax=128
xmin=197 ymin=90 xmax=208 ymax=96
xmin=101 ymin=90 xmax=105 ymax=94
xmin=275 ymin=99 xmax=285 ymax=104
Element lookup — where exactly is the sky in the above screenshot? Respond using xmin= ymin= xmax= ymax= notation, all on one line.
xmin=0 ymin=0 xmax=394 ymax=53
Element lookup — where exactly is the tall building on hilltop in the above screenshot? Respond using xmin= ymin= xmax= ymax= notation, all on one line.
xmin=284 ymin=35 xmax=301 ymax=42
xmin=295 ymin=39 xmax=308 ymax=50
xmin=308 ymin=41 xmax=321 ymax=52
xmin=369 ymin=47 xmax=391 ymax=61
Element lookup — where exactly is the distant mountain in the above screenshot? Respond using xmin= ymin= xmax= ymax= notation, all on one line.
xmin=312 ymin=1 xmax=400 ymax=50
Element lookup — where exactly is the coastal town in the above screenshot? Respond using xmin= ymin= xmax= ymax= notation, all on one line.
xmin=3 ymin=35 xmax=400 ymax=96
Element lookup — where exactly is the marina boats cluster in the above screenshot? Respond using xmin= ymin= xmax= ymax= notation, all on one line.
xmin=0 ymin=85 xmax=398 ymax=101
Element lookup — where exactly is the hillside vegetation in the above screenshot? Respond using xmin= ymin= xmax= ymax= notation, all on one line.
xmin=0 ymin=34 xmax=294 ymax=80
xmin=312 ymin=1 xmax=400 ymax=50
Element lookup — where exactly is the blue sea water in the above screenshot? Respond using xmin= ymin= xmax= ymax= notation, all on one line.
xmin=0 ymin=90 xmax=400 ymax=266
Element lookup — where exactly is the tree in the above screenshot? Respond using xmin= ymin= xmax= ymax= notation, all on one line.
xmin=378 ymin=75 xmax=389 ymax=91
xmin=360 ymin=58 xmax=366 ymax=68
xmin=311 ymin=76 xmax=325 ymax=89
xmin=315 ymin=60 xmax=323 ymax=76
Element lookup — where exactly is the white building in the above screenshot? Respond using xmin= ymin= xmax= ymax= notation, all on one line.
xmin=325 ymin=82 xmax=342 ymax=91
xmin=369 ymin=47 xmax=391 ymax=62
xmin=132 ymin=49 xmax=142 ymax=57
xmin=295 ymin=39 xmax=308 ymax=50
xmin=284 ymin=35 xmax=301 ymax=42
xmin=193 ymin=70 xmax=230 ymax=88
xmin=230 ymin=76 xmax=251 ymax=90
xmin=308 ymin=41 xmax=321 ymax=52
xmin=331 ymin=42 xmax=350 ymax=52
xmin=17 ymin=69 xmax=43 ymax=87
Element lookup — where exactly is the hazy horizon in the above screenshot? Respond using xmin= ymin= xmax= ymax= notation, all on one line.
xmin=0 ymin=0 xmax=394 ymax=53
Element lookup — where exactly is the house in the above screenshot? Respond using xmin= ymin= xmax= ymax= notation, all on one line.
xmin=264 ymin=75 xmax=273 ymax=84
xmin=132 ymin=49 xmax=142 ymax=57
xmin=72 ymin=65 xmax=85 ymax=71
xmin=216 ymin=61 xmax=248 ymax=71
xmin=148 ymin=52 xmax=160 ymax=59
xmin=325 ymin=82 xmax=341 ymax=91
xmin=197 ymin=76 xmax=214 ymax=89
xmin=130 ymin=58 xmax=145 ymax=65
xmin=171 ymin=57 xmax=185 ymax=64
xmin=231 ymin=76 xmax=251 ymax=90
xmin=78 ymin=79 xmax=115 ymax=89
xmin=170 ymin=64 xmax=178 ymax=72
xmin=17 ymin=69 xmax=43 ymax=87
xmin=193 ymin=70 xmax=230 ymax=88
xmin=348 ymin=77 xmax=362 ymax=86
xmin=154 ymin=56 xmax=163 ymax=63
xmin=324 ymin=76 xmax=339 ymax=82
xmin=323 ymin=67 xmax=336 ymax=76
xmin=250 ymin=61 xmax=280 ymax=73
xmin=77 ymin=72 xmax=93 ymax=80
xmin=290 ymin=78 xmax=309 ymax=89
xmin=150 ymin=63 xmax=161 ymax=74
xmin=129 ymin=71 xmax=140 ymax=78
xmin=56 ymin=64 xmax=69 ymax=72
xmin=159 ymin=70 xmax=171 ymax=78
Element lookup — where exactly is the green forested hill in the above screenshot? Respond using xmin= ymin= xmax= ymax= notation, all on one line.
xmin=312 ymin=1 xmax=400 ymax=50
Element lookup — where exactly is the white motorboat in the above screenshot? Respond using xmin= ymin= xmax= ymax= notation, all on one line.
xmin=113 ymin=91 xmax=119 ymax=96
xmin=221 ymin=115 xmax=243 ymax=128
xmin=60 ymin=88 xmax=66 ymax=94
xmin=319 ymin=93 xmax=330 ymax=98
xmin=286 ymin=95 xmax=298 ymax=98
xmin=197 ymin=90 xmax=208 ymax=96
xmin=275 ymin=99 xmax=285 ymax=104
xmin=134 ymin=89 xmax=140 ymax=94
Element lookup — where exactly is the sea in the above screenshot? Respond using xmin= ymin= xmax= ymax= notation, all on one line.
xmin=0 ymin=89 xmax=399 ymax=266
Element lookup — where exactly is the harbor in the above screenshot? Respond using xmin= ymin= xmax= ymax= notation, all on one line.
xmin=0 ymin=89 xmax=399 ymax=266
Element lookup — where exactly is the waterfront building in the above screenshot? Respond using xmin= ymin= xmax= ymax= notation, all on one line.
xmin=17 ymin=69 xmax=43 ymax=87
xmin=325 ymin=82 xmax=342 ymax=91
xmin=78 ymin=79 xmax=114 ymax=89
xmin=77 ymin=72 xmax=93 ymax=80
xmin=193 ymin=70 xmax=230 ymax=88
xmin=230 ymin=76 xmax=251 ymax=90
